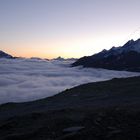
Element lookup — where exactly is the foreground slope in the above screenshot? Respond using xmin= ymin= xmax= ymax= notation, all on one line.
xmin=0 ymin=76 xmax=140 ymax=139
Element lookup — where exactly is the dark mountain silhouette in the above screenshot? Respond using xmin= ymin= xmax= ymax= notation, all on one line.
xmin=72 ymin=39 xmax=140 ymax=72
xmin=0 ymin=50 xmax=13 ymax=59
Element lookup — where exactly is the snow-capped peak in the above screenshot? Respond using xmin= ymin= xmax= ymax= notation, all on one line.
xmin=122 ymin=38 xmax=140 ymax=53
xmin=103 ymin=38 xmax=140 ymax=58
xmin=92 ymin=38 xmax=140 ymax=59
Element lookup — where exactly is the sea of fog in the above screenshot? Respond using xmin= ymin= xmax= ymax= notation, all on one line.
xmin=0 ymin=58 xmax=140 ymax=104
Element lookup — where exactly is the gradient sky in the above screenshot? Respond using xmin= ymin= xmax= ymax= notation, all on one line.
xmin=0 ymin=0 xmax=140 ymax=58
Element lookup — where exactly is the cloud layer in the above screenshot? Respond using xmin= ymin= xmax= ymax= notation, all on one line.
xmin=0 ymin=58 xmax=140 ymax=104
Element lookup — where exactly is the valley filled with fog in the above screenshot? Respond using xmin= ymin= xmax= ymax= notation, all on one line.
xmin=0 ymin=58 xmax=140 ymax=104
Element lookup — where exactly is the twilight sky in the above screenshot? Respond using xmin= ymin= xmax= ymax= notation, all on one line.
xmin=0 ymin=0 xmax=140 ymax=59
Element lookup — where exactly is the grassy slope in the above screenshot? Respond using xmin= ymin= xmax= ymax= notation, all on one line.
xmin=0 ymin=76 xmax=140 ymax=139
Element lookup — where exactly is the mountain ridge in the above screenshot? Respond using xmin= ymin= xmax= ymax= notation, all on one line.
xmin=72 ymin=38 xmax=140 ymax=72
xmin=0 ymin=50 xmax=13 ymax=59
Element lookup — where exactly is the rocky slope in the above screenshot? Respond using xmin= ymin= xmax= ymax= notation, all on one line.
xmin=0 ymin=76 xmax=140 ymax=139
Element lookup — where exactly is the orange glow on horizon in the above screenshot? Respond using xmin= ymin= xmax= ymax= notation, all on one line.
xmin=1 ymin=32 xmax=139 ymax=59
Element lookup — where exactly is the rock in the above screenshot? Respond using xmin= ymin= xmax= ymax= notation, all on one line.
xmin=63 ymin=126 xmax=84 ymax=133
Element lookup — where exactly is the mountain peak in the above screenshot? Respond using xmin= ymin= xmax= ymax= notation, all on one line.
xmin=122 ymin=38 xmax=140 ymax=53
xmin=124 ymin=39 xmax=134 ymax=46
xmin=0 ymin=50 xmax=13 ymax=59
xmin=101 ymin=49 xmax=107 ymax=53
xmin=72 ymin=38 xmax=140 ymax=72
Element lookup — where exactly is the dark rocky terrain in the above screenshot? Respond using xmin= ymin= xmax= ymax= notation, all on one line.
xmin=0 ymin=76 xmax=140 ymax=139
xmin=72 ymin=39 xmax=140 ymax=72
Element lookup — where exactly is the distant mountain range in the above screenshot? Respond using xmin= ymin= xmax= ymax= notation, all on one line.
xmin=72 ymin=38 xmax=140 ymax=72
xmin=0 ymin=50 xmax=13 ymax=59
xmin=53 ymin=56 xmax=77 ymax=61
xmin=0 ymin=51 xmax=77 ymax=61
